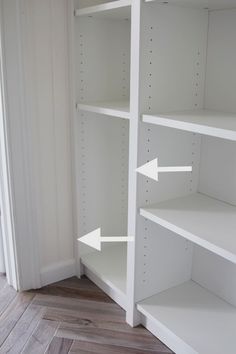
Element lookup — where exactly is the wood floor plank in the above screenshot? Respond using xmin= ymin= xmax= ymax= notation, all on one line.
xmin=0 ymin=304 xmax=44 ymax=354
xmin=42 ymin=302 xmax=125 ymax=324
xmin=0 ymin=275 xmax=7 ymax=291
xmin=0 ymin=276 xmax=173 ymax=354
xmin=46 ymin=337 xmax=73 ymax=354
xmin=56 ymin=322 xmax=170 ymax=353
xmin=69 ymin=340 xmax=172 ymax=354
xmin=0 ymin=285 xmax=17 ymax=318
xmin=21 ymin=319 xmax=59 ymax=354
xmin=31 ymin=276 xmax=112 ymax=303
xmin=0 ymin=292 xmax=34 ymax=346
xmin=47 ymin=276 xmax=106 ymax=292
xmin=33 ymin=295 xmax=125 ymax=323
xmin=57 ymin=318 xmax=150 ymax=336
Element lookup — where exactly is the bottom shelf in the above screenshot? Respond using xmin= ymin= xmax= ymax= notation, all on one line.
xmin=81 ymin=244 xmax=127 ymax=309
xmin=137 ymin=281 xmax=236 ymax=354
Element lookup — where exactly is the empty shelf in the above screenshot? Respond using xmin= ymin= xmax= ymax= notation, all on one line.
xmin=145 ymin=0 xmax=236 ymax=11
xmin=140 ymin=193 xmax=236 ymax=263
xmin=75 ymin=0 xmax=131 ymax=20
xmin=81 ymin=244 xmax=127 ymax=309
xmin=77 ymin=101 xmax=130 ymax=119
xmin=143 ymin=109 xmax=236 ymax=141
xmin=137 ymin=281 xmax=236 ymax=354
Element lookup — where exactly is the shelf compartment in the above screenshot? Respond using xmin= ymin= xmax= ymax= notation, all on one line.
xmin=144 ymin=0 xmax=236 ymax=10
xmin=143 ymin=110 xmax=236 ymax=141
xmin=140 ymin=193 xmax=236 ymax=264
xmin=137 ymin=280 xmax=236 ymax=354
xmin=81 ymin=244 xmax=127 ymax=309
xmin=75 ymin=0 xmax=131 ymax=20
xmin=77 ymin=101 xmax=130 ymax=119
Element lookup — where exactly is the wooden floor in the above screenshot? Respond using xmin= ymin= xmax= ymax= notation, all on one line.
xmin=0 ymin=274 xmax=172 ymax=354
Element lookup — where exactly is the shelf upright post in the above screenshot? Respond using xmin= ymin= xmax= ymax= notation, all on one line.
xmin=126 ymin=0 xmax=142 ymax=326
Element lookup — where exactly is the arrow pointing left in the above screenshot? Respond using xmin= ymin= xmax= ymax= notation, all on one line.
xmin=78 ymin=228 xmax=134 ymax=251
xmin=136 ymin=158 xmax=192 ymax=181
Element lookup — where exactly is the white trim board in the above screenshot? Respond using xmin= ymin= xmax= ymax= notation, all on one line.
xmin=40 ymin=259 xmax=76 ymax=287
xmin=140 ymin=193 xmax=236 ymax=264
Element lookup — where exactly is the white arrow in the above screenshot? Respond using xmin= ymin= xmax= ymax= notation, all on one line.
xmin=78 ymin=228 xmax=134 ymax=251
xmin=136 ymin=158 xmax=192 ymax=181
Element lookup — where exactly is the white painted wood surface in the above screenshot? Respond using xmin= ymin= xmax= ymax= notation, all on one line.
xmin=73 ymin=0 xmax=130 ymax=310
xmin=126 ymin=0 xmax=142 ymax=326
xmin=21 ymin=0 xmax=74 ymax=279
xmin=0 ymin=0 xmax=41 ymax=289
xmin=138 ymin=280 xmax=236 ymax=354
xmin=140 ymin=193 xmax=236 ymax=263
xmin=75 ymin=0 xmax=131 ymax=19
xmin=205 ymin=9 xmax=236 ymax=115
xmin=192 ymin=247 xmax=236 ymax=307
xmin=1 ymin=0 xmax=75 ymax=288
xmin=81 ymin=244 xmax=127 ymax=309
xmin=145 ymin=0 xmax=236 ymax=10
xmin=143 ymin=110 xmax=236 ymax=141
xmin=77 ymin=100 xmax=130 ymax=119
xmin=2 ymin=1 xmax=236 ymax=352
xmin=136 ymin=3 xmax=236 ymax=352
xmin=0 ymin=3 xmax=18 ymax=287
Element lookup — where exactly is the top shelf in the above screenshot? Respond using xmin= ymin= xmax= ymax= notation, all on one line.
xmin=75 ymin=0 xmax=132 ymax=20
xmin=145 ymin=0 xmax=236 ymax=10
xmin=143 ymin=109 xmax=236 ymax=141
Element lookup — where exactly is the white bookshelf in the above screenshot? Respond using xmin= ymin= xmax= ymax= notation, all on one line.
xmin=137 ymin=280 xmax=236 ymax=354
xmin=72 ymin=1 xmax=236 ymax=353
xmin=133 ymin=3 xmax=236 ymax=353
xmin=81 ymin=244 xmax=127 ymax=309
xmin=75 ymin=0 xmax=131 ymax=20
xmin=77 ymin=100 xmax=130 ymax=119
xmin=140 ymin=193 xmax=236 ymax=264
xmin=73 ymin=0 xmax=130 ymax=313
xmin=143 ymin=110 xmax=236 ymax=141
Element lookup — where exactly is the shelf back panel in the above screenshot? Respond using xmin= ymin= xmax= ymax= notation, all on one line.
xmin=75 ymin=16 xmax=130 ymax=103
xmin=135 ymin=217 xmax=193 ymax=302
xmin=192 ymin=246 xmax=236 ymax=306
xmin=140 ymin=3 xmax=208 ymax=114
xmin=199 ymin=136 xmax=236 ymax=206
xmin=77 ymin=113 xmax=129 ymax=257
xmin=205 ymin=9 xmax=236 ymax=114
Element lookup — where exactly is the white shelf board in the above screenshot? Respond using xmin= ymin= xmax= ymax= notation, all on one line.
xmin=81 ymin=244 xmax=127 ymax=309
xmin=140 ymin=193 xmax=236 ymax=263
xmin=145 ymin=0 xmax=236 ymax=10
xmin=77 ymin=101 xmax=130 ymax=119
xmin=143 ymin=109 xmax=236 ymax=141
xmin=75 ymin=0 xmax=131 ymax=20
xmin=137 ymin=280 xmax=236 ymax=354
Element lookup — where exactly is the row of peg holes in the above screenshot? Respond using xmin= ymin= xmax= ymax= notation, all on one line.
xmin=142 ymin=26 xmax=154 ymax=284
xmin=122 ymin=52 xmax=128 ymax=99
xmin=121 ymin=122 xmax=127 ymax=217
xmin=189 ymin=50 xmax=202 ymax=193
xmin=80 ymin=34 xmax=87 ymax=234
